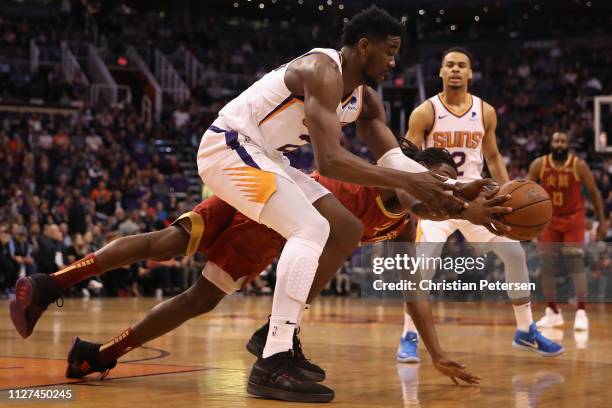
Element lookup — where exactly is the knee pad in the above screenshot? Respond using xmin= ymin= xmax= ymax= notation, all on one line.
xmin=286 ymin=255 xmax=319 ymax=303
xmin=279 ymin=237 xmax=324 ymax=303
xmin=494 ymin=242 xmax=526 ymax=264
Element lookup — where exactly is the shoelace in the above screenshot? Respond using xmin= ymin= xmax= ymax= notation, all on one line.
xmin=533 ymin=331 xmax=555 ymax=347
xmin=292 ymin=333 xmax=309 ymax=361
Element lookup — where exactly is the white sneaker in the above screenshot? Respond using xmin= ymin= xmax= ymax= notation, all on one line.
xmin=88 ymin=279 xmax=104 ymax=291
xmin=536 ymin=307 xmax=563 ymax=328
xmin=573 ymin=309 xmax=589 ymax=331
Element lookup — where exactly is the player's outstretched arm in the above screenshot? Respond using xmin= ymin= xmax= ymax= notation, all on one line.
xmin=405 ymin=189 xmax=511 ymax=234
xmin=404 ymin=101 xmax=434 ymax=149
xmin=526 ymin=157 xmax=543 ymax=182
xmin=392 ymin=229 xmax=481 ymax=385
xmin=406 ymin=299 xmax=481 ymax=384
xmin=481 ymin=103 xmax=510 ymax=184
xmin=294 ymin=57 xmax=465 ymax=216
xmin=577 ymin=159 xmax=608 ymax=240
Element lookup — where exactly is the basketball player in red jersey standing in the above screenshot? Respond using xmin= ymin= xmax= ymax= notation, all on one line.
xmin=528 ymin=131 xmax=607 ymax=332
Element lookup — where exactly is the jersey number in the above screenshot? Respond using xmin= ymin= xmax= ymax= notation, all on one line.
xmin=451 ymin=152 xmax=466 ymax=177
xmin=552 ymin=191 xmax=564 ymax=207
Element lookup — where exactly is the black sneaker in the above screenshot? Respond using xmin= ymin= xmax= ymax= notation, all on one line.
xmin=292 ymin=327 xmax=326 ymax=382
xmin=246 ymin=320 xmax=326 ymax=382
xmin=247 ymin=351 xmax=334 ymax=403
xmin=65 ymin=337 xmax=117 ymax=379
xmin=10 ymin=274 xmax=63 ymax=339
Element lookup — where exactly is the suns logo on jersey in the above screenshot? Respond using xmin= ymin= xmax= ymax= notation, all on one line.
xmin=432 ymin=131 xmax=483 ymax=149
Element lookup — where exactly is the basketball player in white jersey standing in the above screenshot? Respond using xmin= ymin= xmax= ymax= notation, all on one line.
xmin=396 ymin=47 xmax=564 ymax=363
xmin=196 ymin=8 xmax=486 ymax=403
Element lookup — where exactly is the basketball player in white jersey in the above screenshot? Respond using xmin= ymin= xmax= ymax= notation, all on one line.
xmin=396 ymin=47 xmax=564 ymax=363
xmin=196 ymin=8 xmax=494 ymax=403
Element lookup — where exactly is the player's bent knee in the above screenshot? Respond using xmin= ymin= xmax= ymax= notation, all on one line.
xmin=148 ymin=228 xmax=190 ymax=261
xmin=497 ymin=242 xmax=526 ymax=264
xmin=292 ymin=212 xmax=330 ymax=248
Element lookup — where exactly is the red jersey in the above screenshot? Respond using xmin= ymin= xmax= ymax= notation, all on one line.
xmin=188 ymin=174 xmax=411 ymax=288
xmin=539 ymin=154 xmax=584 ymax=217
xmin=313 ymin=172 xmax=410 ymax=243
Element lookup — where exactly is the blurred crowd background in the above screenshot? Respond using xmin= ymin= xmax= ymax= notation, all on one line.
xmin=0 ymin=0 xmax=610 ymax=299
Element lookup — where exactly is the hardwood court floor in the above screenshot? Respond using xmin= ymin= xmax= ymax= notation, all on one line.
xmin=1 ymin=296 xmax=611 ymax=407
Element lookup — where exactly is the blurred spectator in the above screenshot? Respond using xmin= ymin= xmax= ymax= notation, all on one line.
xmin=10 ymin=225 xmax=36 ymax=276
xmin=36 ymin=224 xmax=66 ymax=274
xmin=1 ymin=226 xmax=17 ymax=295
xmin=119 ymin=209 xmax=141 ymax=236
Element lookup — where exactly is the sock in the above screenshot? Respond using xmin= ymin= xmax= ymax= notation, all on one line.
xmin=51 ymin=253 xmax=101 ymax=290
xmin=513 ymin=302 xmax=533 ymax=332
xmin=577 ymin=302 xmax=586 ymax=311
xmin=403 ymin=312 xmax=417 ymax=337
xmin=548 ymin=302 xmax=559 ymax=314
xmin=297 ymin=304 xmax=309 ymax=328
xmin=98 ymin=327 xmax=142 ymax=365
xmin=263 ymin=318 xmax=296 ymax=358
xmin=262 ymin=237 xmax=323 ymax=359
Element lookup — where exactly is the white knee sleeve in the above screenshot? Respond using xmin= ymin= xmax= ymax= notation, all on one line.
xmin=259 ymin=173 xmax=330 ymax=248
xmin=492 ymin=242 xmax=531 ymax=300
xmin=282 ymin=237 xmax=324 ymax=303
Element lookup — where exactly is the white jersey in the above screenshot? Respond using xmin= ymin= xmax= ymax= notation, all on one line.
xmin=424 ymin=94 xmax=485 ymax=182
xmin=215 ymin=48 xmax=364 ymax=156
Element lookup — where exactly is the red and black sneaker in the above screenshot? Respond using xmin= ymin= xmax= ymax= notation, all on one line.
xmin=65 ymin=337 xmax=117 ymax=379
xmin=247 ymin=351 xmax=334 ymax=403
xmin=9 ymin=274 xmax=63 ymax=339
xmin=247 ymin=320 xmax=326 ymax=382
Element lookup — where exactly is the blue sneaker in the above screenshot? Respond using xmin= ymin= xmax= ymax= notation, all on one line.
xmin=397 ymin=332 xmax=420 ymax=363
xmin=512 ymin=323 xmax=565 ymax=357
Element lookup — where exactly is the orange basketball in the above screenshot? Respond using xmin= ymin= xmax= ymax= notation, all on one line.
xmin=495 ymin=179 xmax=552 ymax=241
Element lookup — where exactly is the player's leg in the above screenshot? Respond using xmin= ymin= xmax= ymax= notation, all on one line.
xmin=10 ymin=224 xmax=191 ymax=339
xmin=65 ymin=275 xmax=227 ymax=379
xmin=246 ymin=174 xmax=335 ymax=402
xmin=462 ymin=223 xmax=564 ymax=356
xmin=306 ymin=193 xmax=363 ymax=303
xmin=536 ymin=224 xmax=564 ymax=328
xmin=67 ymin=209 xmax=285 ymax=380
xmin=398 ymin=219 xmax=455 ymax=363
xmin=563 ymin=221 xmax=588 ymax=331
xmin=199 ymin=132 xmax=336 ymax=401
xmin=246 ymin=192 xmax=363 ymax=381
xmin=242 ymin=166 xmax=362 ymax=381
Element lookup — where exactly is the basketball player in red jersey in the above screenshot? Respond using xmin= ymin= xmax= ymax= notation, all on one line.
xmin=528 ymin=131 xmax=607 ymax=332
xmin=10 ymin=144 xmax=506 ymax=387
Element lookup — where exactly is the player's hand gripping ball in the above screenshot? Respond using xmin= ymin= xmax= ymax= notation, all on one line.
xmin=494 ymin=180 xmax=552 ymax=241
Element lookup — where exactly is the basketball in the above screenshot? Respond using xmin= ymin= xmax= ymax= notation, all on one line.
xmin=495 ymin=180 xmax=553 ymax=241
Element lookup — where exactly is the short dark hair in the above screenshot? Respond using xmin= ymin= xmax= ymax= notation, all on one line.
xmin=342 ymin=5 xmax=403 ymax=46
xmin=399 ymin=139 xmax=457 ymax=171
xmin=441 ymin=46 xmax=474 ymax=66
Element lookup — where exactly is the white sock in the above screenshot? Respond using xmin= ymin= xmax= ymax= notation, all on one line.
xmin=263 ymin=317 xmax=296 ymax=357
xmin=513 ymin=302 xmax=533 ymax=332
xmin=403 ymin=312 xmax=417 ymax=337
xmin=262 ymin=237 xmax=322 ymax=358
xmin=297 ymin=304 xmax=309 ymax=328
